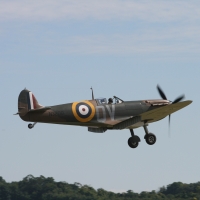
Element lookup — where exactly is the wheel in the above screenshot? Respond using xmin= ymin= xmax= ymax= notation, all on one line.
xmin=128 ymin=137 xmax=139 ymax=148
xmin=145 ymin=133 xmax=156 ymax=145
xmin=28 ymin=124 xmax=33 ymax=129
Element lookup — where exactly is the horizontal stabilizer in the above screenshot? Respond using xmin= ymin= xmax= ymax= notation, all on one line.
xmin=28 ymin=107 xmax=51 ymax=113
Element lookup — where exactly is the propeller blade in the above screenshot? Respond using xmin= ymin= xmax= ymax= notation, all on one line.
xmin=156 ymin=85 xmax=185 ymax=137
xmin=172 ymin=95 xmax=185 ymax=104
xmin=157 ymin=85 xmax=167 ymax=100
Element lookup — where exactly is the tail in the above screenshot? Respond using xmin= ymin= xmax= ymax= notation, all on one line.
xmin=18 ymin=89 xmax=43 ymax=117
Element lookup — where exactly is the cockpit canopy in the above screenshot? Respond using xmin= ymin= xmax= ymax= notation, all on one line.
xmin=96 ymin=98 xmax=107 ymax=105
xmin=96 ymin=96 xmax=123 ymax=105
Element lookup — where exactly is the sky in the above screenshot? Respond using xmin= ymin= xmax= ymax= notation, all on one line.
xmin=0 ymin=0 xmax=200 ymax=193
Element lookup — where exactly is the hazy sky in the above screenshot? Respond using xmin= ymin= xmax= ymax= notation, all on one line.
xmin=0 ymin=0 xmax=200 ymax=193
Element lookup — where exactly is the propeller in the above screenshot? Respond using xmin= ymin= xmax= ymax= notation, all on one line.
xmin=157 ymin=85 xmax=185 ymax=136
xmin=172 ymin=95 xmax=185 ymax=104
xmin=157 ymin=85 xmax=167 ymax=100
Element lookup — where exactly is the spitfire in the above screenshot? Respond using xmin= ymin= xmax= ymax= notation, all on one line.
xmin=15 ymin=86 xmax=192 ymax=149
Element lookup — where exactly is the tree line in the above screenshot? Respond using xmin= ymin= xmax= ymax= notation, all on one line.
xmin=0 ymin=175 xmax=200 ymax=200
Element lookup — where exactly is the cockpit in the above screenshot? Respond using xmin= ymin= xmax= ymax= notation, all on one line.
xmin=96 ymin=96 xmax=123 ymax=105
xmin=96 ymin=98 xmax=107 ymax=105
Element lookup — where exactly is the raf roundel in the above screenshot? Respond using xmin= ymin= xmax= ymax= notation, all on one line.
xmin=72 ymin=101 xmax=95 ymax=122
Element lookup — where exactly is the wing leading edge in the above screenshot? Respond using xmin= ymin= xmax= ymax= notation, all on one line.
xmin=140 ymin=100 xmax=192 ymax=123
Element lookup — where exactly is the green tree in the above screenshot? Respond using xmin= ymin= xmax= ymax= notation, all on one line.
xmin=0 ymin=183 xmax=11 ymax=200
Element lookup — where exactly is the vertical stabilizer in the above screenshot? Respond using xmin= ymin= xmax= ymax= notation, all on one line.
xmin=18 ymin=89 xmax=43 ymax=117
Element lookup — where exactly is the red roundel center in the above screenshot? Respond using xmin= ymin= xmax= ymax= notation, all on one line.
xmin=82 ymin=108 xmax=85 ymax=111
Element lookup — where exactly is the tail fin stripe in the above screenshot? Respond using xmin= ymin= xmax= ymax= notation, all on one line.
xmin=29 ymin=92 xmax=34 ymax=110
xmin=27 ymin=92 xmax=31 ymax=110
xmin=32 ymin=94 xmax=37 ymax=109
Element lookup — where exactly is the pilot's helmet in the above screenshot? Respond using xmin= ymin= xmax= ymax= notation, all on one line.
xmin=108 ymin=98 xmax=113 ymax=103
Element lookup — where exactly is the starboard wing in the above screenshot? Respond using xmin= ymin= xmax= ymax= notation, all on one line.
xmin=140 ymin=100 xmax=192 ymax=123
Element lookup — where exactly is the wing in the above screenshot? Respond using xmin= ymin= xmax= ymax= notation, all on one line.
xmin=140 ymin=100 xmax=192 ymax=123
xmin=112 ymin=100 xmax=192 ymax=130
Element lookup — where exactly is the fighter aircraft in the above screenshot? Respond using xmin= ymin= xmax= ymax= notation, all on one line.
xmin=15 ymin=86 xmax=192 ymax=149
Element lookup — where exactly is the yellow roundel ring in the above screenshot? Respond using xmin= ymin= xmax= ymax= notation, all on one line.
xmin=72 ymin=101 xmax=95 ymax=122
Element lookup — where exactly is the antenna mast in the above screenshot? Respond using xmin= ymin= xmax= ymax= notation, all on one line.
xmin=90 ymin=87 xmax=94 ymax=100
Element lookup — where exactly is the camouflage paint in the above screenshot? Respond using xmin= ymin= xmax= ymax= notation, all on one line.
xmin=17 ymin=89 xmax=192 ymax=130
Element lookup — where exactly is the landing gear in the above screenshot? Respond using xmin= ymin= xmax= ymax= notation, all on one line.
xmin=28 ymin=122 xmax=37 ymax=129
xmin=145 ymin=133 xmax=156 ymax=145
xmin=127 ymin=125 xmax=157 ymax=148
xmin=128 ymin=137 xmax=139 ymax=148
xmin=127 ymin=126 xmax=157 ymax=148
xmin=28 ymin=124 xmax=33 ymax=129
xmin=143 ymin=125 xmax=156 ymax=145
xmin=127 ymin=129 xmax=140 ymax=148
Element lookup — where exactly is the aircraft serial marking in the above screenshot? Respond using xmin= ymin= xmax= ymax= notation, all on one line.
xmin=49 ymin=111 xmax=66 ymax=117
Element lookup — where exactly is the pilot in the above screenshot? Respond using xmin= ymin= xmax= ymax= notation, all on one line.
xmin=108 ymin=98 xmax=113 ymax=104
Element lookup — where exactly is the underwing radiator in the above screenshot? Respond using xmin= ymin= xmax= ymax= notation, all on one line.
xmin=88 ymin=127 xmax=107 ymax=133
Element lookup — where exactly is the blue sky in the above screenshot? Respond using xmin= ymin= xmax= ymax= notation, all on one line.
xmin=0 ymin=0 xmax=200 ymax=193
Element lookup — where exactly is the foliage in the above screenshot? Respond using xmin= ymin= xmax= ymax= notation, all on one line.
xmin=0 ymin=175 xmax=199 ymax=200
